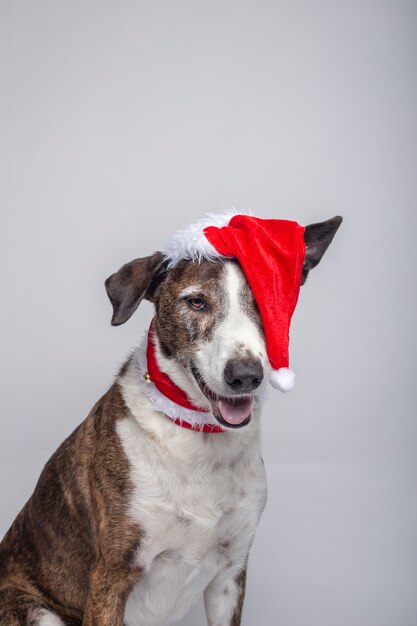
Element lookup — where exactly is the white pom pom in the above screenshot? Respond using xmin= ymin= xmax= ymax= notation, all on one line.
xmin=270 ymin=368 xmax=295 ymax=392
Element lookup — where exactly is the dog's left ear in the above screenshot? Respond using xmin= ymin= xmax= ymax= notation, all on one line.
xmin=105 ymin=252 xmax=168 ymax=325
xmin=301 ymin=216 xmax=343 ymax=285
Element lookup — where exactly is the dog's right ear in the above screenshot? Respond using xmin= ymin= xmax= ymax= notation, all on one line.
xmin=105 ymin=252 xmax=168 ymax=326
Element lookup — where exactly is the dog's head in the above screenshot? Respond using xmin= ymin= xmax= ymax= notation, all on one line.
xmin=105 ymin=216 xmax=342 ymax=428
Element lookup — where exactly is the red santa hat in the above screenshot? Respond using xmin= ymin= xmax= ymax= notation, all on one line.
xmin=164 ymin=210 xmax=306 ymax=392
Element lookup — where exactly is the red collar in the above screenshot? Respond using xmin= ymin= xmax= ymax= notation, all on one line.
xmin=146 ymin=320 xmax=224 ymax=433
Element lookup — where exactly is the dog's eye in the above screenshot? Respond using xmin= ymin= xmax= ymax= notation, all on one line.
xmin=188 ymin=297 xmax=206 ymax=311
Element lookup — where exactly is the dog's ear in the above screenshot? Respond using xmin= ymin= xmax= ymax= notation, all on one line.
xmin=105 ymin=252 xmax=168 ymax=326
xmin=301 ymin=216 xmax=343 ymax=285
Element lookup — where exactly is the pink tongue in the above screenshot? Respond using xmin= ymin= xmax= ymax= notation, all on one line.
xmin=218 ymin=397 xmax=253 ymax=425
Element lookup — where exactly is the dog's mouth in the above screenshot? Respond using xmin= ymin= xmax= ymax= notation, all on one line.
xmin=190 ymin=364 xmax=253 ymax=429
xmin=213 ymin=396 xmax=253 ymax=428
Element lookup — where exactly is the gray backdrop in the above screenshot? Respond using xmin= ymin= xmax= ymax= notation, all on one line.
xmin=1 ymin=1 xmax=416 ymax=625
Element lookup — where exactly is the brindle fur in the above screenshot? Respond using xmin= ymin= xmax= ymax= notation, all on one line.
xmin=155 ymin=259 xmax=232 ymax=360
xmin=231 ymin=567 xmax=247 ymax=626
xmin=0 ymin=383 xmax=142 ymax=625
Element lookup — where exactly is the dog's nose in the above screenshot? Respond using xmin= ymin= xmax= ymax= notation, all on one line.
xmin=224 ymin=359 xmax=264 ymax=392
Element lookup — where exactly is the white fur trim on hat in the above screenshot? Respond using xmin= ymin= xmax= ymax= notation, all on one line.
xmin=164 ymin=209 xmax=253 ymax=268
xmin=270 ymin=368 xmax=295 ymax=392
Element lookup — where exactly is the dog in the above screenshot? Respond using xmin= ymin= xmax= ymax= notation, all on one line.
xmin=0 ymin=214 xmax=342 ymax=626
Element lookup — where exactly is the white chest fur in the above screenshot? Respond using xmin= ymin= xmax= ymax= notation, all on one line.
xmin=117 ymin=380 xmax=267 ymax=626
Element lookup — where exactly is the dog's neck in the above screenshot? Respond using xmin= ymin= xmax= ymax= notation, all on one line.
xmin=133 ymin=322 xmax=224 ymax=432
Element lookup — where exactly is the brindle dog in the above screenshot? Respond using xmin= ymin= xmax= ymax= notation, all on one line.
xmin=0 ymin=216 xmax=342 ymax=626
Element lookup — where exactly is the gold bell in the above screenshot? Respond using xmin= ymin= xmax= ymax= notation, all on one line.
xmin=143 ymin=371 xmax=152 ymax=384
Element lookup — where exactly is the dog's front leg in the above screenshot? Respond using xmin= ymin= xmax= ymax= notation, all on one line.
xmin=204 ymin=564 xmax=247 ymax=626
xmin=82 ymin=560 xmax=141 ymax=626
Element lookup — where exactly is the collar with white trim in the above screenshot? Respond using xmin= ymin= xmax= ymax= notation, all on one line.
xmin=142 ymin=320 xmax=225 ymax=433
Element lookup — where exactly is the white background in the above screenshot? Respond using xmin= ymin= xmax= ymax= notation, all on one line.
xmin=1 ymin=1 xmax=416 ymax=625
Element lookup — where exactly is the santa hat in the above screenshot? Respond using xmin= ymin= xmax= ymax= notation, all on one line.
xmin=164 ymin=210 xmax=306 ymax=392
